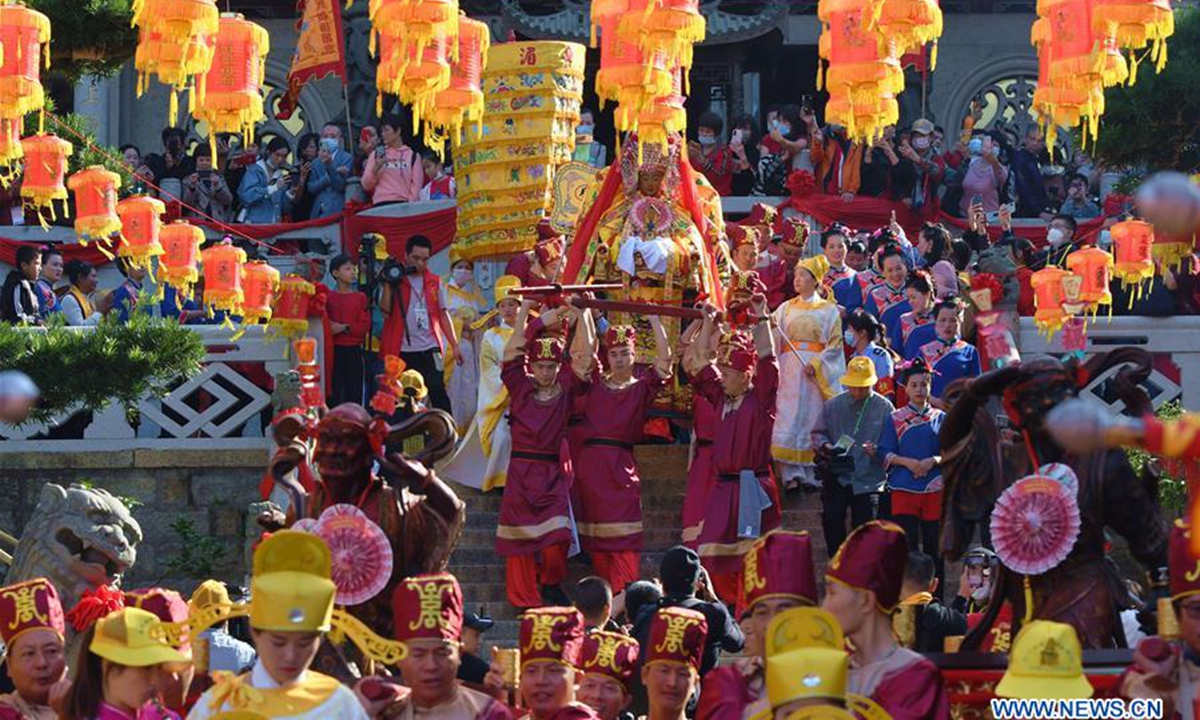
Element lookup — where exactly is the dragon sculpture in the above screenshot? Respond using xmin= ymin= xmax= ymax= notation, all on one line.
xmin=5 ymin=483 xmax=142 ymax=614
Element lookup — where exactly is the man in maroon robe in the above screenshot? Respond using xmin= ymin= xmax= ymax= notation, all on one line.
xmin=695 ymin=530 xmax=818 ymax=720
xmin=821 ymin=521 xmax=951 ymax=720
xmin=515 ymin=607 xmax=601 ymax=720
xmin=507 ymin=219 xmax=565 ymax=288
xmin=682 ymin=301 xmax=781 ymax=604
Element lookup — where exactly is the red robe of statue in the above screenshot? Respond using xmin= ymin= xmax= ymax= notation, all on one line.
xmin=689 ymin=356 xmax=782 ymax=603
xmin=573 ymin=367 xmax=667 ymax=592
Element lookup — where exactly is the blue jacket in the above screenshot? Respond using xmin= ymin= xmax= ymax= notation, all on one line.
xmin=879 ymin=403 xmax=945 ymax=493
xmin=306 ymin=150 xmax=353 ymax=219
xmin=237 ymin=161 xmax=290 ymax=224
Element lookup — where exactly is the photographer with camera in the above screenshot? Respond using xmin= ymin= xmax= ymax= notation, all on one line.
xmin=378 ymin=234 xmax=462 ymax=413
xmin=811 ymin=356 xmax=894 ymax=557
xmin=182 ymin=146 xmax=234 ymax=223
xmin=140 ymin=127 xmax=196 ymax=190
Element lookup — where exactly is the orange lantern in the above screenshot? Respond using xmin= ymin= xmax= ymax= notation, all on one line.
xmin=1092 ymin=0 xmax=1173 ymax=80
xmin=874 ymin=0 xmax=943 ymax=67
xmin=68 ymin=166 xmax=123 ymax=246
xmin=20 ymin=134 xmax=72 ymax=217
xmin=1109 ymin=219 xmax=1156 ymax=293
xmin=428 ymin=14 xmax=489 ymax=146
xmin=1065 ymin=245 xmax=1114 ymax=313
xmin=818 ymin=0 xmax=904 ymax=143
xmin=1040 ymin=0 xmax=1127 ymax=91
xmin=158 ymin=220 xmax=205 ymax=297
xmin=240 ymin=260 xmax=281 ymax=325
xmin=595 ymin=12 xmax=673 ymax=133
xmin=1031 ymin=26 xmax=1105 ymax=150
xmin=200 ymin=241 xmax=246 ymax=316
xmin=370 ymin=0 xmax=458 ymax=58
xmin=270 ymin=274 xmax=316 ymax=338
xmin=590 ymin=0 xmax=626 ymax=46
xmin=1152 ymin=228 xmax=1191 ymax=275
xmin=635 ymin=66 xmax=686 ymax=151
xmin=620 ymin=0 xmax=705 ymax=82
xmin=1030 ymin=266 xmax=1075 ymax=337
xmin=0 ymin=119 xmax=22 ymax=174
xmin=193 ymin=14 xmax=269 ymax=149
xmin=376 ymin=32 xmax=451 ymax=126
xmin=116 ymin=196 xmax=167 ymax=267
xmin=0 ymin=2 xmax=51 ymax=123
xmin=132 ymin=0 xmax=220 ymax=125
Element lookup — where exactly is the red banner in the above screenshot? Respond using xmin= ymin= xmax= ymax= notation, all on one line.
xmin=277 ymin=0 xmax=347 ymax=120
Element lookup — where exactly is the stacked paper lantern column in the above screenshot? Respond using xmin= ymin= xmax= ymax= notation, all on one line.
xmin=452 ymin=41 xmax=586 ymax=260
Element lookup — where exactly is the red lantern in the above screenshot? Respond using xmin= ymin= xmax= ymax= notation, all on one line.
xmin=818 ymin=0 xmax=904 ymax=143
xmin=68 ymin=166 xmax=123 ymax=246
xmin=116 ymin=196 xmax=167 ymax=267
xmin=0 ymin=119 xmax=22 ymax=173
xmin=1109 ymin=219 xmax=1156 ymax=290
xmin=1065 ymin=245 xmax=1114 ymax=312
xmin=636 ymin=66 xmax=686 ymax=151
xmin=621 ymin=0 xmax=705 ymax=80
xmin=270 ymin=275 xmax=316 ymax=338
xmin=595 ymin=11 xmax=673 ymax=133
xmin=158 ymin=220 xmax=204 ymax=297
xmin=1030 ymin=266 xmax=1074 ymax=337
xmin=194 ymin=14 xmax=269 ymax=146
xmin=1031 ymin=23 xmax=1105 ymax=150
xmin=241 ymin=260 xmax=281 ymax=325
xmin=0 ymin=3 xmax=51 ymax=123
xmin=429 ymin=14 xmax=489 ymax=146
xmin=200 ymin=241 xmax=246 ymax=315
xmin=20 ymin=134 xmax=72 ymax=217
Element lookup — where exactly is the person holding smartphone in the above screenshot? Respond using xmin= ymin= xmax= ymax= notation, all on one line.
xmin=958 ymin=133 xmax=1008 ymax=217
xmin=236 ymin=136 xmax=294 ymax=223
xmin=181 ymin=146 xmax=233 ymax=222
xmin=362 ymin=114 xmax=424 ymax=204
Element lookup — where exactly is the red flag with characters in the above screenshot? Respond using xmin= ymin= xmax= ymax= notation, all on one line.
xmin=277 ymin=0 xmax=346 ymax=119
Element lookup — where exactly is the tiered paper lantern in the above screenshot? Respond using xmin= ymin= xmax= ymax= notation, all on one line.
xmin=270 ymin=275 xmax=316 ymax=338
xmin=595 ymin=11 xmax=674 ymax=134
xmin=68 ymin=166 xmax=123 ymax=246
xmin=370 ymin=0 xmax=458 ymax=58
xmin=376 ymin=32 xmax=451 ymax=127
xmin=1065 ymin=245 xmax=1114 ymax=315
xmin=1092 ymin=0 xmax=1174 ymax=81
xmin=200 ymin=241 xmax=246 ymax=316
xmin=0 ymin=120 xmax=23 ymax=174
xmin=193 ymin=14 xmax=269 ymax=148
xmin=874 ymin=0 xmax=943 ymax=67
xmin=636 ymin=66 xmax=687 ymax=150
xmin=0 ymin=2 xmax=51 ymax=125
xmin=116 ymin=196 xmax=167 ymax=267
xmin=20 ymin=134 xmax=72 ymax=216
xmin=241 ymin=260 xmax=281 ymax=325
xmin=428 ymin=14 xmax=489 ymax=146
xmin=1030 ymin=266 xmax=1075 ymax=337
xmin=1153 ymin=228 xmax=1192 ymax=274
xmin=1109 ymin=219 xmax=1156 ymax=292
xmin=132 ymin=0 xmax=220 ymax=126
xmin=817 ymin=0 xmax=903 ymax=143
xmin=158 ymin=221 xmax=205 ymax=297
xmin=1030 ymin=47 xmax=1105 ymax=150
xmin=620 ymin=0 xmax=705 ymax=82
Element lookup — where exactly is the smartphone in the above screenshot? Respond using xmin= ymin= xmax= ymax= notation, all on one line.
xmin=971 ymin=194 xmax=984 ymax=208
xmin=375 ymin=145 xmax=387 ymax=159
xmin=730 ymin=129 xmax=743 ymax=145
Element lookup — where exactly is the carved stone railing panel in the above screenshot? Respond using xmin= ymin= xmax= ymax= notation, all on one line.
xmin=0 ymin=326 xmax=318 ymax=452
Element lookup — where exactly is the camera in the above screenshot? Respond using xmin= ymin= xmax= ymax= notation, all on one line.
xmin=815 ymin=444 xmax=856 ymax=483
xmin=380 ymin=259 xmax=418 ymax=284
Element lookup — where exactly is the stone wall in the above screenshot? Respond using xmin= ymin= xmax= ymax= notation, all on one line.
xmin=0 ymin=449 xmax=267 ymax=596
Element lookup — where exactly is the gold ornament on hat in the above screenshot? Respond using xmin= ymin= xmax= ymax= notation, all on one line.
xmin=524 ymin=613 xmax=568 ymax=653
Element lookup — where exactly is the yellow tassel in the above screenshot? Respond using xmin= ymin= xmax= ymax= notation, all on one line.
xmin=816 ymin=60 xmax=824 ymax=92
xmin=169 ymin=90 xmax=178 ymax=128
xmin=1128 ymin=51 xmax=1139 ymax=85
xmin=210 ymin=134 xmax=217 ymax=167
xmin=590 ymin=21 xmax=597 ymax=49
xmin=930 ymin=40 xmax=938 ymax=71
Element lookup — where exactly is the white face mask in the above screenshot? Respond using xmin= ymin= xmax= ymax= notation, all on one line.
xmin=1046 ymin=228 xmax=1066 ymax=247
xmin=844 ymin=329 xmax=858 ymax=346
xmin=453 ymin=267 xmax=473 ymax=285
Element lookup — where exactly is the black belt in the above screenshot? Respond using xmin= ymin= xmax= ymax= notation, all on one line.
xmin=583 ymin=438 xmax=635 ymax=450
xmin=512 ymin=450 xmax=559 ymax=463
xmin=718 ymin=469 xmax=770 ymax=482
xmin=696 ymin=439 xmax=713 ymax=447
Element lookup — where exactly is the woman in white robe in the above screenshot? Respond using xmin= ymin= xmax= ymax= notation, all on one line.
xmin=444 ymin=256 xmax=488 ymax=434
xmin=771 ymin=254 xmax=846 ymax=490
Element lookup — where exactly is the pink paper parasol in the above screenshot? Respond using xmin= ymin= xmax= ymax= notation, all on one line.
xmin=990 ymin=475 xmax=1081 ymax=575
xmin=1037 ymin=463 xmax=1079 ymax=496
xmin=313 ymin=504 xmax=393 ymax=606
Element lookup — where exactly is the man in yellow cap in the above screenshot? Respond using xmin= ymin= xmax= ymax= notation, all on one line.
xmin=761 ymin=607 xmax=865 ymax=720
xmin=189 ymin=581 xmax=256 ymax=675
xmin=996 ymin=621 xmax=1093 ymax=699
xmin=0 ymin=578 xmax=67 ymax=719
xmin=188 ymin=531 xmax=371 ymax=718
xmin=812 ymin=355 xmax=894 ymax=557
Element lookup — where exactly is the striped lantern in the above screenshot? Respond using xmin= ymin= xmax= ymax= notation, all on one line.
xmin=193 ymin=14 xmax=270 ymax=150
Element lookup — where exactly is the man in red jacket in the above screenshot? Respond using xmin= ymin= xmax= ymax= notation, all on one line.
xmin=380 ymin=234 xmax=462 ymax=412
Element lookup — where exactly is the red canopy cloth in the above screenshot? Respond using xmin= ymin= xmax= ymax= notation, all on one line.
xmin=340 ymin=205 xmax=457 ymax=262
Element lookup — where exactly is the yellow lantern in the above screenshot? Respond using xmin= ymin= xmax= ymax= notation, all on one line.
xmin=158 ymin=220 xmax=205 ymax=298
xmin=0 ymin=2 xmax=51 ymax=124
xmin=595 ymin=12 xmax=674 ymax=133
xmin=376 ymin=31 xmax=451 ymax=125
xmin=132 ymin=0 xmax=220 ymax=126
xmin=193 ymin=14 xmax=269 ymax=149
xmin=620 ymin=0 xmax=705 ymax=83
xmin=68 ymin=166 xmax=123 ymax=246
xmin=116 ymin=195 xmax=167 ymax=268
xmin=428 ymin=14 xmax=489 ymax=147
xmin=370 ymin=0 xmax=459 ymax=58
xmin=875 ymin=0 xmax=943 ymax=68
xmin=1092 ymin=0 xmax=1173 ymax=80
xmin=636 ymin=66 xmax=686 ymax=151
xmin=20 ymin=133 xmax=72 ymax=218
xmin=818 ymin=0 xmax=904 ymax=143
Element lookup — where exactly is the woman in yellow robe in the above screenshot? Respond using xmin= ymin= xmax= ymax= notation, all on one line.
xmin=771 ymin=255 xmax=846 ymax=490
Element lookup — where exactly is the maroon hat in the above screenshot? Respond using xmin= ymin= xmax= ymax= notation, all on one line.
xmin=727 ymin=223 xmax=753 ymax=251
xmin=743 ymin=530 xmax=818 ymax=612
xmin=604 ymin=324 xmax=637 ymax=351
xmin=826 ymin=520 xmax=909 ymax=612
xmin=531 ymin=336 xmax=565 ymax=362
xmin=745 ymin=202 xmax=778 ymax=228
xmin=125 ymin=588 xmax=191 ymax=654
xmin=535 ymin=218 xmax=565 ymax=266
xmin=781 ymin=217 xmax=810 ymax=249
xmin=644 ymin=607 xmax=707 ymax=672
xmin=717 ymin=329 xmax=757 ymax=372
xmin=519 ymin=607 xmax=586 ymax=668
xmin=392 ymin=572 xmax=463 ymax=642
xmin=0 ymin=578 xmax=65 ymax=647
xmin=579 ymin=631 xmax=640 ymax=694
